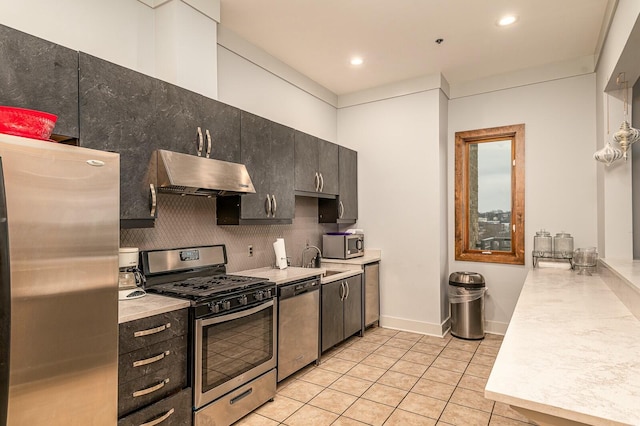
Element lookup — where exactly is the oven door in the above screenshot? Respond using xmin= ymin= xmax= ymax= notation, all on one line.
xmin=346 ymin=235 xmax=364 ymax=258
xmin=194 ymin=299 xmax=277 ymax=409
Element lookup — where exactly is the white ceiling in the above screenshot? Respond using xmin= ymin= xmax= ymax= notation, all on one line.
xmin=219 ymin=0 xmax=614 ymax=96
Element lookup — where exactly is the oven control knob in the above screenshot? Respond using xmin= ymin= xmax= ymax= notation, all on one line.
xmin=209 ymin=303 xmax=220 ymax=314
xmin=255 ymin=291 xmax=264 ymax=301
xmin=222 ymin=300 xmax=231 ymax=310
xmin=265 ymin=289 xmax=272 ymax=298
xmin=238 ymin=295 xmax=248 ymax=305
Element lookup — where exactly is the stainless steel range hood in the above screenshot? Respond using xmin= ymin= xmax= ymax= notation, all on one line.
xmin=152 ymin=149 xmax=255 ymax=196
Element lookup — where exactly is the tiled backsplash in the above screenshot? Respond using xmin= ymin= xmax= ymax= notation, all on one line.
xmin=121 ymin=194 xmax=337 ymax=272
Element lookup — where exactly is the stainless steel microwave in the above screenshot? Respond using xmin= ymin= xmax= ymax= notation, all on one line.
xmin=322 ymin=233 xmax=364 ymax=259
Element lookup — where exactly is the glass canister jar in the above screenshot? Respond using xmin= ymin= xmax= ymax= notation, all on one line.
xmin=533 ymin=229 xmax=552 ymax=256
xmin=553 ymin=232 xmax=574 ymax=257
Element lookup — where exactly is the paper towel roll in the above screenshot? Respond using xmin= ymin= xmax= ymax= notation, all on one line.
xmin=273 ymin=238 xmax=287 ymax=270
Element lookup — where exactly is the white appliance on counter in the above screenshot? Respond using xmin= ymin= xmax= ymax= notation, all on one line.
xmin=0 ymin=133 xmax=119 ymax=425
xmin=118 ymin=247 xmax=146 ymax=300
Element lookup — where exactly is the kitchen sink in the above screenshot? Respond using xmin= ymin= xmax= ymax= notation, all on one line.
xmin=323 ymin=270 xmax=344 ymax=277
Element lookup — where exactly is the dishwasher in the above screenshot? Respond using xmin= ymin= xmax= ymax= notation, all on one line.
xmin=277 ymin=276 xmax=320 ymax=382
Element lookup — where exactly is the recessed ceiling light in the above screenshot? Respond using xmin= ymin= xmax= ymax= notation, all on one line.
xmin=350 ymin=57 xmax=363 ymax=66
xmin=497 ymin=15 xmax=517 ymax=26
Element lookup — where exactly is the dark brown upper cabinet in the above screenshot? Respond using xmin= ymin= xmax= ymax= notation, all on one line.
xmin=294 ymin=131 xmax=339 ymax=197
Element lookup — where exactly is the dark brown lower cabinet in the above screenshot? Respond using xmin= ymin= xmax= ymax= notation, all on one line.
xmin=321 ymin=275 xmax=363 ymax=352
xmin=118 ymin=309 xmax=191 ymax=425
xmin=118 ymin=387 xmax=191 ymax=426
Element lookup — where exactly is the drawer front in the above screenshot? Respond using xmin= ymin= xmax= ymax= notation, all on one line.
xmin=119 ymin=335 xmax=187 ymax=387
xmin=119 ymin=308 xmax=188 ymax=354
xmin=194 ymin=370 xmax=276 ymax=426
xmin=118 ymin=361 xmax=187 ymax=417
xmin=118 ymin=388 xmax=192 ymax=426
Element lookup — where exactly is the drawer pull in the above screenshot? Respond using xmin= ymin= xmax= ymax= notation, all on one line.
xmin=133 ymin=351 xmax=170 ymax=368
xmin=139 ymin=408 xmax=174 ymax=426
xmin=133 ymin=323 xmax=171 ymax=338
xmin=230 ymin=388 xmax=253 ymax=405
xmin=133 ymin=378 xmax=169 ymax=398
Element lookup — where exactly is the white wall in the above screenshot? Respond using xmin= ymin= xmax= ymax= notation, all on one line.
xmin=594 ymin=0 xmax=640 ymax=259
xmin=154 ymin=0 xmax=218 ymax=98
xmin=0 ymin=0 xmax=219 ymax=97
xmin=448 ymin=74 xmax=598 ymax=332
xmin=217 ymin=44 xmax=337 ymax=142
xmin=337 ymin=89 xmax=448 ymax=335
xmin=0 ymin=0 xmax=155 ymax=76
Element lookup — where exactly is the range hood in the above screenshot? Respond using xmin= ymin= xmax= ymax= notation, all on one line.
xmin=152 ymin=149 xmax=255 ymax=196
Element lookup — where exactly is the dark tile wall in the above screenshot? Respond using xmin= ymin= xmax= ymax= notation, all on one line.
xmin=120 ymin=195 xmax=336 ymax=272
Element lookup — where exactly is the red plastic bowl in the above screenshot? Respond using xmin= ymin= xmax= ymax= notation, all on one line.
xmin=0 ymin=106 xmax=58 ymax=141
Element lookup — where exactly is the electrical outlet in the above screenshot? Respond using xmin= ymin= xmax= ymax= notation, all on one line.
xmin=248 ymin=245 xmax=253 ymax=257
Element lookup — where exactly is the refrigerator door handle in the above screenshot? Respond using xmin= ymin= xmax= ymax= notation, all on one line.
xmin=0 ymin=157 xmax=10 ymax=426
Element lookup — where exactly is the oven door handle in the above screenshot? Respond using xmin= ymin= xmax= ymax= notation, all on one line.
xmin=196 ymin=298 xmax=275 ymax=327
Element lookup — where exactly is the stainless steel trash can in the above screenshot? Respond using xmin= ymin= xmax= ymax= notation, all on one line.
xmin=449 ymin=272 xmax=486 ymax=340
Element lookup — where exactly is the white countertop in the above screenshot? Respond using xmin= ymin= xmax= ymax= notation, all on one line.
xmin=485 ymin=267 xmax=640 ymax=425
xmin=600 ymin=258 xmax=640 ymax=289
xmin=321 ymin=249 xmax=381 ymax=265
xmin=118 ymin=293 xmax=190 ymax=324
xmin=231 ymin=266 xmax=325 ymax=285
xmin=232 ymin=266 xmax=362 ymax=285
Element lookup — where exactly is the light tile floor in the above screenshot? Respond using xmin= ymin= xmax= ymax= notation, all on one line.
xmin=235 ymin=327 xmax=537 ymax=426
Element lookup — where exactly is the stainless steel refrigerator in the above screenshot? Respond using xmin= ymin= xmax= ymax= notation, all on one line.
xmin=0 ymin=133 xmax=119 ymax=425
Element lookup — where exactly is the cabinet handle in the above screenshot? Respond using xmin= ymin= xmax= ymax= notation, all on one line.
xmin=149 ymin=184 xmax=157 ymax=217
xmin=340 ymin=282 xmax=345 ymax=301
xmin=133 ymin=350 xmax=170 ymax=368
xmin=230 ymin=388 xmax=253 ymax=405
xmin=205 ymin=129 xmax=212 ymax=159
xmin=134 ymin=323 xmax=171 ymax=338
xmin=314 ymin=172 xmax=320 ymax=192
xmin=133 ymin=378 xmax=169 ymax=398
xmin=339 ymin=201 xmax=344 ymax=219
xmin=345 ymin=281 xmax=350 ymax=300
xmin=196 ymin=127 xmax=204 ymax=157
xmin=139 ymin=408 xmax=175 ymax=426
xmin=319 ymin=173 xmax=324 ymax=192
xmin=271 ymin=195 xmax=277 ymax=215
xmin=265 ymin=194 xmax=272 ymax=216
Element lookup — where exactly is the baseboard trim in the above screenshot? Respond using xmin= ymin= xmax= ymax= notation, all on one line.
xmin=380 ymin=315 xmax=508 ymax=337
xmin=379 ymin=315 xmax=450 ymax=337
xmin=485 ymin=320 xmax=508 ymax=335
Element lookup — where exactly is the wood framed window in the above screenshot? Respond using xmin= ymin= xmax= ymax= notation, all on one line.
xmin=455 ymin=124 xmax=525 ymax=265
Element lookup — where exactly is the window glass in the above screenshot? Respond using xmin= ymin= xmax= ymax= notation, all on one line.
xmin=455 ymin=125 xmax=524 ymax=265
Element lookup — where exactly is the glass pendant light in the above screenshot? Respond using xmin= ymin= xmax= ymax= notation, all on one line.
xmin=594 ymin=142 xmax=623 ymax=165
xmin=594 ymin=94 xmax=624 ymax=165
xmin=613 ymin=73 xmax=640 ymax=160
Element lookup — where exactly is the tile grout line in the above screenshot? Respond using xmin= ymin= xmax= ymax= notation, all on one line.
xmin=258 ymin=329 xmax=503 ymax=426
xmin=435 ymin=337 xmax=480 ymax=425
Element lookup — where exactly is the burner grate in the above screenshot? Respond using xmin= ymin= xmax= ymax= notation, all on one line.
xmin=148 ymin=274 xmax=267 ymax=300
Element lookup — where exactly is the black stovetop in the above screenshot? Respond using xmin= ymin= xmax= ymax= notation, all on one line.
xmin=146 ymin=273 xmax=268 ymax=300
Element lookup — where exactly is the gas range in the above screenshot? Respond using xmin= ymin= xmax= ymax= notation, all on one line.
xmin=140 ymin=245 xmax=274 ymax=319
xmin=141 ymin=245 xmax=278 ymax=423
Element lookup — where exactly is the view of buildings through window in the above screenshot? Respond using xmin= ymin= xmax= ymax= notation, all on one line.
xmin=469 ymin=140 xmax=512 ymax=252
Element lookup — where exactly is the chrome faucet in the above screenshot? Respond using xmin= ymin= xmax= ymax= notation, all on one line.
xmin=301 ymin=245 xmax=322 ymax=268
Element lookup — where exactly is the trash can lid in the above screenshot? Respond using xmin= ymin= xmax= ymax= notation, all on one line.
xmin=449 ymin=271 xmax=485 ymax=288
